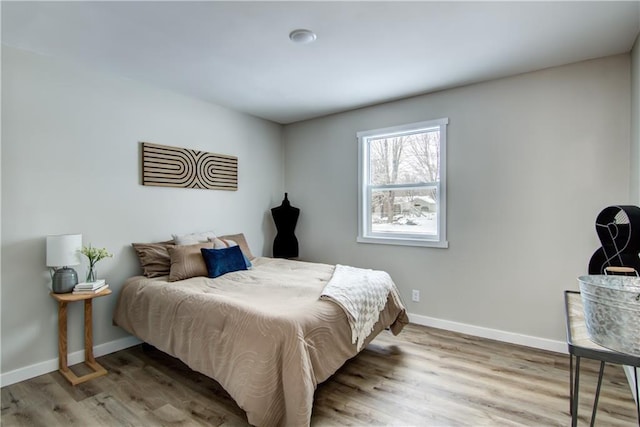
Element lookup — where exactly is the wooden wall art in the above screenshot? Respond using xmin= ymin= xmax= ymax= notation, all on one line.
xmin=141 ymin=142 xmax=238 ymax=191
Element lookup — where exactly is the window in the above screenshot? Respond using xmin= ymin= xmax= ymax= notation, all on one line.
xmin=357 ymin=118 xmax=448 ymax=248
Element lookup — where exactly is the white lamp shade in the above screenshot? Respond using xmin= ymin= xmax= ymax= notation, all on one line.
xmin=46 ymin=234 xmax=82 ymax=267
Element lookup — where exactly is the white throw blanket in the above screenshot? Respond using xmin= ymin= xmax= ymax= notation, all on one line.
xmin=320 ymin=264 xmax=393 ymax=351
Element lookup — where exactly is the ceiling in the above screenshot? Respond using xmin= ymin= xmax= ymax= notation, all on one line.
xmin=2 ymin=1 xmax=639 ymax=124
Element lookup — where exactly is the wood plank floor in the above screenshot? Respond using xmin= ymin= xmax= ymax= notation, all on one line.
xmin=2 ymin=324 xmax=637 ymax=426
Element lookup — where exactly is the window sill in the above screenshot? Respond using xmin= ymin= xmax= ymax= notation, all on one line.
xmin=357 ymin=236 xmax=449 ymax=248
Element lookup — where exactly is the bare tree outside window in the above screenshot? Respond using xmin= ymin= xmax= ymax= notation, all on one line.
xmin=368 ymin=131 xmax=440 ymax=234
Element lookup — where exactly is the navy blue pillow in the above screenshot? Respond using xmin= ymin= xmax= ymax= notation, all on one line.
xmin=201 ymin=245 xmax=248 ymax=278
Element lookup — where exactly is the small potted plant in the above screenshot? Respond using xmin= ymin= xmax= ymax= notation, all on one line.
xmin=81 ymin=244 xmax=113 ymax=283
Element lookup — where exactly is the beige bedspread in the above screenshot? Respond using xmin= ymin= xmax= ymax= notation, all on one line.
xmin=113 ymin=257 xmax=408 ymax=427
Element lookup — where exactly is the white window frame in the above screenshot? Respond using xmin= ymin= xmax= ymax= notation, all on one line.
xmin=357 ymin=118 xmax=449 ymax=248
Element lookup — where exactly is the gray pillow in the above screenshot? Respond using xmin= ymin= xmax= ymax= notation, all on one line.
xmin=132 ymin=241 xmax=174 ymax=278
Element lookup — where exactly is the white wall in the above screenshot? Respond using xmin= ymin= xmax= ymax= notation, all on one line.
xmin=631 ymin=33 xmax=640 ymax=204
xmin=284 ymin=55 xmax=631 ymax=344
xmin=626 ymin=32 xmax=640 ymax=404
xmin=1 ymin=47 xmax=283 ymax=377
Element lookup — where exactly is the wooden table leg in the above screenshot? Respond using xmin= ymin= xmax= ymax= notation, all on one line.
xmin=57 ymin=301 xmax=69 ymax=373
xmin=84 ymin=299 xmax=94 ymax=363
xmin=82 ymin=297 xmax=107 ymax=381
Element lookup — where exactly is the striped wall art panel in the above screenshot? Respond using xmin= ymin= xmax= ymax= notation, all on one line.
xmin=141 ymin=142 xmax=238 ymax=191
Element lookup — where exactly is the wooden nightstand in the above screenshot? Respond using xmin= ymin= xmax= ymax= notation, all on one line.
xmin=50 ymin=288 xmax=111 ymax=385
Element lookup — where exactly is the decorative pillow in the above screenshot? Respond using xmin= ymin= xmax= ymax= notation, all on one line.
xmin=201 ymin=245 xmax=248 ymax=279
xmin=217 ymin=233 xmax=255 ymax=260
xmin=167 ymin=242 xmax=214 ymax=282
xmin=132 ymin=241 xmax=174 ymax=278
xmin=211 ymin=237 xmax=252 ymax=269
xmin=172 ymin=231 xmax=217 ymax=246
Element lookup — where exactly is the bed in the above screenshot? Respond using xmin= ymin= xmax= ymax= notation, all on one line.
xmin=113 ymin=253 xmax=408 ymax=426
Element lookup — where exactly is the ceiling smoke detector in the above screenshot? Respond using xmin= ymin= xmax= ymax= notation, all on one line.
xmin=289 ymin=29 xmax=317 ymax=44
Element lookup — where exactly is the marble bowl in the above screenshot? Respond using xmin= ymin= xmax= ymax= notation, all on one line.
xmin=578 ymin=275 xmax=640 ymax=357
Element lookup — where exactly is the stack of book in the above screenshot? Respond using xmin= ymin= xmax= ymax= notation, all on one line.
xmin=73 ymin=279 xmax=109 ymax=294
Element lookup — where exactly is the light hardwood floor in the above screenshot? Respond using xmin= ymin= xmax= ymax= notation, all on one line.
xmin=2 ymin=324 xmax=637 ymax=426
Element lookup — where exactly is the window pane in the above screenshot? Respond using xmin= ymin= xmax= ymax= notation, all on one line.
xmin=369 ymin=130 xmax=440 ymax=186
xmin=370 ymin=187 xmax=438 ymax=235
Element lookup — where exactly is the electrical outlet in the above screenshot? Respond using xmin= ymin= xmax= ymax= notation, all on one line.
xmin=412 ymin=289 xmax=420 ymax=302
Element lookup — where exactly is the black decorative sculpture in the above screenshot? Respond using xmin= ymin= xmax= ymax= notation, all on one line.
xmin=271 ymin=193 xmax=300 ymax=258
xmin=588 ymin=205 xmax=640 ymax=274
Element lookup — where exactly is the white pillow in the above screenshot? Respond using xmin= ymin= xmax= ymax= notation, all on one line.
xmin=172 ymin=231 xmax=217 ymax=245
xmin=210 ymin=237 xmax=238 ymax=249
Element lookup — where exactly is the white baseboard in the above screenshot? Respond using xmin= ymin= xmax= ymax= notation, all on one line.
xmin=413 ymin=313 xmax=639 ymax=403
xmin=0 ymin=335 xmax=141 ymax=387
xmin=408 ymin=312 xmax=567 ymax=354
xmin=410 ymin=314 xmax=639 ymax=402
xmin=1 ymin=315 xmax=568 ymax=388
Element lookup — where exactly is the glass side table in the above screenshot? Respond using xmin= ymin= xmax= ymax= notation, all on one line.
xmin=564 ymin=290 xmax=639 ymax=426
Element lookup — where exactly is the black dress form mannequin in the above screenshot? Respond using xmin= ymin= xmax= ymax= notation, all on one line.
xmin=271 ymin=193 xmax=300 ymax=258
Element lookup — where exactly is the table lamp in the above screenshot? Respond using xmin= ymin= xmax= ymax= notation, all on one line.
xmin=46 ymin=234 xmax=82 ymax=293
